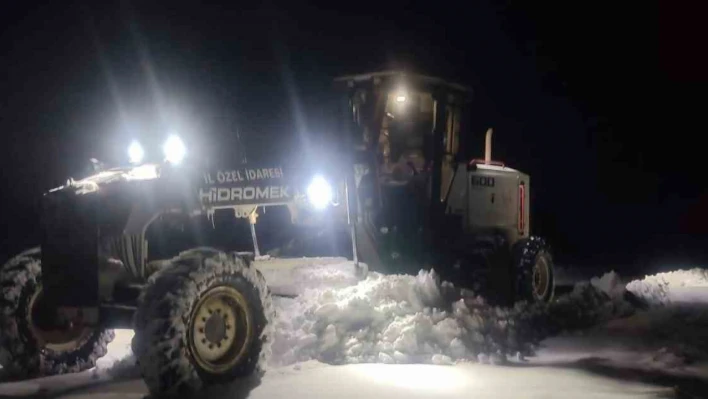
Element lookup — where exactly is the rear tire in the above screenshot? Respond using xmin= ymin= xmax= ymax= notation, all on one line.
xmin=0 ymin=248 xmax=114 ymax=378
xmin=132 ymin=248 xmax=274 ymax=396
xmin=514 ymin=237 xmax=555 ymax=303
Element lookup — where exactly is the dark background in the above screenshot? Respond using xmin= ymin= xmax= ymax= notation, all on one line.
xmin=1 ymin=1 xmax=706 ymax=274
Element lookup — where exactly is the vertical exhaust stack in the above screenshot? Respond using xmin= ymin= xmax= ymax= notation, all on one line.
xmin=485 ymin=128 xmax=493 ymax=165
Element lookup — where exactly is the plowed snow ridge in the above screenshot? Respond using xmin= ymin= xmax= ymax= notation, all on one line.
xmin=92 ymin=262 xmax=708 ymax=375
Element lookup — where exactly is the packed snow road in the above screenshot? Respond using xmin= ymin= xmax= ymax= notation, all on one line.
xmin=1 ymin=258 xmax=707 ymax=398
xmin=0 ymin=329 xmax=680 ymax=399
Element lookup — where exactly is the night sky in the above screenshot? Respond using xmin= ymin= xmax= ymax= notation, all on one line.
xmin=1 ymin=1 xmax=706 ymax=272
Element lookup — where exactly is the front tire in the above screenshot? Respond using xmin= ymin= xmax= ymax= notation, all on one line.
xmin=132 ymin=248 xmax=274 ymax=396
xmin=0 ymin=248 xmax=114 ymax=378
xmin=514 ymin=237 xmax=555 ymax=303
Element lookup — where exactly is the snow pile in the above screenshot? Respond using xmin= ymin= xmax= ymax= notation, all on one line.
xmin=537 ymin=268 xmax=708 ymax=374
xmin=266 ymin=265 xmax=655 ymax=368
xmin=257 ymin=258 xmax=363 ymax=297
xmin=626 ymin=268 xmax=708 ymax=306
xmin=519 ymin=276 xmax=636 ymax=341
xmin=269 ymin=270 xmax=530 ymax=367
xmin=93 ymin=269 xmax=633 ymax=373
xmin=590 ymin=271 xmax=625 ymax=300
xmin=619 ymin=268 xmax=708 ymax=368
xmin=626 ymin=276 xmax=670 ymax=306
xmin=89 ymin=263 xmax=708 ymax=379
xmin=269 ymin=268 xmax=639 ymax=367
xmin=97 ymin=352 xmax=138 ymax=379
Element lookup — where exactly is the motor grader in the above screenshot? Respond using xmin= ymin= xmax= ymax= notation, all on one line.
xmin=0 ymin=71 xmax=553 ymax=395
xmin=336 ymin=71 xmax=554 ymax=304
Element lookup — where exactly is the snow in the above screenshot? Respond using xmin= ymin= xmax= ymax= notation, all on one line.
xmin=10 ymin=360 xmax=674 ymax=399
xmin=3 ymin=257 xmax=708 ymax=398
xmin=268 ymin=268 xmax=534 ymax=367
xmin=262 ymin=262 xmax=708 ymax=381
xmin=0 ymin=380 xmax=42 ymax=396
xmin=255 ymin=257 xmax=362 ymax=297
xmin=94 ymin=329 xmax=137 ymax=379
xmin=590 ymin=271 xmax=625 ymax=300
xmin=531 ymin=267 xmax=708 ymax=394
xmin=627 ymin=268 xmax=708 ymax=305
xmin=267 ymin=265 xmax=693 ymax=369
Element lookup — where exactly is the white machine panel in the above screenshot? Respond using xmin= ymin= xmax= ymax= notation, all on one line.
xmin=446 ymin=163 xmax=530 ymax=243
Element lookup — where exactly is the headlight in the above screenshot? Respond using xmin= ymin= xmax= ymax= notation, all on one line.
xmin=163 ymin=135 xmax=186 ymax=164
xmin=306 ymin=175 xmax=333 ymax=210
xmin=128 ymin=140 xmax=144 ymax=164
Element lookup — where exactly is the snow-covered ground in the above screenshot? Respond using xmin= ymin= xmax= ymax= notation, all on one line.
xmin=2 ymin=258 xmax=708 ymax=398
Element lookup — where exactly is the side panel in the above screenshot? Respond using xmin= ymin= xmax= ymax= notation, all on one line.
xmin=42 ymin=192 xmax=99 ymax=307
xmin=467 ymin=168 xmax=517 ymax=234
xmin=456 ymin=166 xmax=530 ymax=244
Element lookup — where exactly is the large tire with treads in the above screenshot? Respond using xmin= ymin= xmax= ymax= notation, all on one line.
xmin=132 ymin=248 xmax=274 ymax=396
xmin=514 ymin=237 xmax=555 ymax=303
xmin=0 ymin=248 xmax=114 ymax=378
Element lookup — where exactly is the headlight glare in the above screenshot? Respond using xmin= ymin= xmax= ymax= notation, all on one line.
xmin=306 ymin=175 xmax=333 ymax=209
xmin=128 ymin=140 xmax=144 ymax=164
xmin=163 ymin=135 xmax=186 ymax=164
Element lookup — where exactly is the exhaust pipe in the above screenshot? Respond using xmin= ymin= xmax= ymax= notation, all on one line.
xmin=485 ymin=128 xmax=493 ymax=164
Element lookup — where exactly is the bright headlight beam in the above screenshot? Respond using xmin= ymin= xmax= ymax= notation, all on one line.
xmin=307 ymin=175 xmax=333 ymax=210
xmin=163 ymin=135 xmax=186 ymax=164
xmin=128 ymin=141 xmax=144 ymax=164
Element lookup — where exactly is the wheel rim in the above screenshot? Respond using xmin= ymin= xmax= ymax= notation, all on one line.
xmin=189 ymin=286 xmax=253 ymax=374
xmin=27 ymin=287 xmax=92 ymax=353
xmin=531 ymin=255 xmax=551 ymax=301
